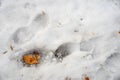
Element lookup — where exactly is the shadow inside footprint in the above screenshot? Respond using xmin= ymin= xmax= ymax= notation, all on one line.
xmin=54 ymin=43 xmax=70 ymax=59
xmin=12 ymin=27 xmax=28 ymax=44
xmin=54 ymin=42 xmax=80 ymax=61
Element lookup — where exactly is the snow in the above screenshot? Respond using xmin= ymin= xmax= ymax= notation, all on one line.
xmin=0 ymin=0 xmax=120 ymax=80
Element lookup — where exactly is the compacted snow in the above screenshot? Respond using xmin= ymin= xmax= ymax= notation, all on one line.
xmin=0 ymin=0 xmax=120 ymax=80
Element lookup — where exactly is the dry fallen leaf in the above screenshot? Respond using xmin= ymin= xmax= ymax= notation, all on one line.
xmin=118 ymin=31 xmax=120 ymax=34
xmin=34 ymin=52 xmax=41 ymax=61
xmin=23 ymin=51 xmax=41 ymax=65
xmin=3 ymin=51 xmax=7 ymax=54
xmin=84 ymin=76 xmax=90 ymax=80
xmin=10 ymin=45 xmax=14 ymax=51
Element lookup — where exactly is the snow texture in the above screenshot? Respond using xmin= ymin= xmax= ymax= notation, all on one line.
xmin=0 ymin=0 xmax=120 ymax=80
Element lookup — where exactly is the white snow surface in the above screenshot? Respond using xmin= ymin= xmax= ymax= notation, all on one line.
xmin=0 ymin=0 xmax=120 ymax=80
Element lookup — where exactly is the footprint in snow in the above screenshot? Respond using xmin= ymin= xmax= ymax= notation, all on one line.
xmin=11 ymin=11 xmax=48 ymax=44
